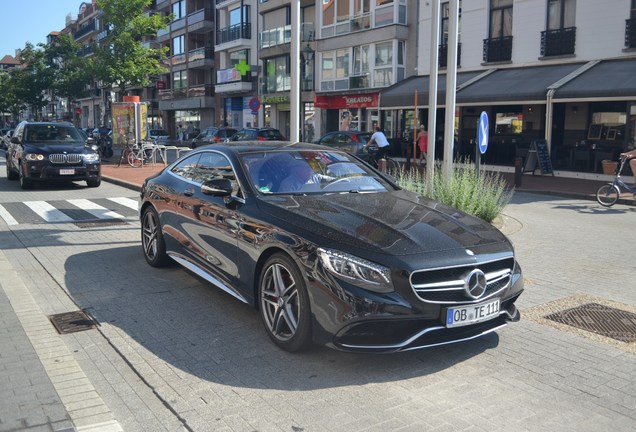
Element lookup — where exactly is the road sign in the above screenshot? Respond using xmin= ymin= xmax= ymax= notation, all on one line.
xmin=248 ymin=97 xmax=260 ymax=111
xmin=478 ymin=111 xmax=489 ymax=154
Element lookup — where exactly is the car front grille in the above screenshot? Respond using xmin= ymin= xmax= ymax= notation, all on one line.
xmin=410 ymin=257 xmax=514 ymax=304
xmin=49 ymin=154 xmax=84 ymax=164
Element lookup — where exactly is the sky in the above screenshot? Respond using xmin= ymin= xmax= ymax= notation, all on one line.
xmin=0 ymin=0 xmax=85 ymax=58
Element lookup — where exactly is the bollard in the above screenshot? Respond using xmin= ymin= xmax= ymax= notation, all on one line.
xmin=514 ymin=157 xmax=523 ymax=188
xmin=378 ymin=157 xmax=387 ymax=172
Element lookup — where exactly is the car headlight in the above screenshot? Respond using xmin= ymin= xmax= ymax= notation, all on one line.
xmin=318 ymin=248 xmax=393 ymax=293
xmin=84 ymin=153 xmax=100 ymax=163
xmin=25 ymin=153 xmax=45 ymax=161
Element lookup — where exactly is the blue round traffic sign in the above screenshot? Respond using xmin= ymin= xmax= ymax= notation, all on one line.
xmin=478 ymin=111 xmax=488 ymax=154
xmin=248 ymin=97 xmax=260 ymax=111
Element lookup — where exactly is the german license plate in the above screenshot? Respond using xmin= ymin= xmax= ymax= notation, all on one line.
xmin=59 ymin=169 xmax=75 ymax=175
xmin=445 ymin=298 xmax=500 ymax=328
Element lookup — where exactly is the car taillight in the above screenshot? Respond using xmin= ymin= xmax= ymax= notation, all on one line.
xmin=351 ymin=135 xmax=359 ymax=142
xmin=214 ymin=136 xmax=221 ymax=142
xmin=257 ymin=136 xmax=266 ymax=141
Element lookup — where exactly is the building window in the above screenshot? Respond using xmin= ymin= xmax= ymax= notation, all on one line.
xmin=172 ymin=35 xmax=185 ymax=55
xmin=542 ymin=0 xmax=576 ymax=56
xmin=547 ymin=0 xmax=576 ymax=30
xmin=173 ymin=70 xmax=188 ymax=89
xmin=490 ymin=0 xmax=512 ymax=39
xmin=265 ymin=56 xmax=290 ymax=93
xmin=322 ymin=51 xmax=334 ymax=81
xmin=336 ymin=49 xmax=349 ymax=79
xmin=484 ymin=0 xmax=513 ymax=62
xmin=172 ymin=0 xmax=186 ymax=20
xmin=229 ymin=49 xmax=248 ymax=66
xmin=230 ymin=5 xmax=250 ymax=26
xmin=353 ymin=45 xmax=370 ymax=76
xmin=495 ymin=110 xmax=523 ymax=135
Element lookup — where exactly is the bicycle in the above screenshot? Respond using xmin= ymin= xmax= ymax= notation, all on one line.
xmin=117 ymin=137 xmax=165 ymax=168
xmin=364 ymin=145 xmax=400 ymax=173
xmin=595 ymin=155 xmax=636 ymax=207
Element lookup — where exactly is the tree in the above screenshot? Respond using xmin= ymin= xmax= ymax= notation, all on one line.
xmin=94 ymin=0 xmax=171 ymax=101
xmin=0 ymin=71 xmax=21 ymax=125
xmin=45 ymin=33 xmax=94 ymax=120
xmin=14 ymin=43 xmax=54 ymax=120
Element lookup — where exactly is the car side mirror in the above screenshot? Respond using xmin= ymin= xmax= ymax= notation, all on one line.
xmin=201 ymin=178 xmax=233 ymax=196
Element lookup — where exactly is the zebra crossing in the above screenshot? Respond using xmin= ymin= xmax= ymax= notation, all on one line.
xmin=0 ymin=197 xmax=139 ymax=226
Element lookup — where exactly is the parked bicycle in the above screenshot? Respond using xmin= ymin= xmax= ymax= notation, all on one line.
xmin=595 ymin=155 xmax=636 ymax=207
xmin=117 ymin=136 xmax=165 ymax=168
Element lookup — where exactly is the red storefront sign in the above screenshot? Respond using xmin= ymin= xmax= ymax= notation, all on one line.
xmin=314 ymin=93 xmax=379 ymax=109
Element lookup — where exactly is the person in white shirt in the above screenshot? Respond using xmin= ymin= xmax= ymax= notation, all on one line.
xmin=365 ymin=126 xmax=390 ymax=166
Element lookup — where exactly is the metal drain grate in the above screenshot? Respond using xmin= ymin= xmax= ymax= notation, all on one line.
xmin=73 ymin=219 xmax=128 ymax=228
xmin=49 ymin=310 xmax=97 ymax=334
xmin=545 ymin=303 xmax=636 ymax=343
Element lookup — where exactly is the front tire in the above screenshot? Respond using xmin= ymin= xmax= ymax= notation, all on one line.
xmin=6 ymin=163 xmax=18 ymax=181
xmin=141 ymin=206 xmax=171 ymax=267
xmin=86 ymin=179 xmax=101 ymax=188
xmin=258 ymin=253 xmax=312 ymax=352
xmin=596 ymin=184 xmax=619 ymax=207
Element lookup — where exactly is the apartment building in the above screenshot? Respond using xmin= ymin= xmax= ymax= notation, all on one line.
xmin=71 ymin=1 xmax=111 ymax=129
xmin=380 ymin=0 xmax=636 ymax=173
xmin=257 ymin=0 xmax=315 ymax=140
xmin=155 ymin=0 xmax=215 ymax=138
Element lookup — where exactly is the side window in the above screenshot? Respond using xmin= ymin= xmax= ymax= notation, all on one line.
xmin=194 ymin=152 xmax=241 ymax=197
xmin=171 ymin=154 xmax=202 ymax=181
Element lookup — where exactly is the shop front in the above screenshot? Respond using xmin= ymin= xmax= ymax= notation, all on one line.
xmin=378 ymin=58 xmax=636 ymax=174
xmin=314 ymin=92 xmax=380 ymax=138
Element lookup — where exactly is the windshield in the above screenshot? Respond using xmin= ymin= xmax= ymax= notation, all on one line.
xmin=241 ymin=150 xmax=392 ymax=195
xmin=24 ymin=125 xmax=84 ymax=144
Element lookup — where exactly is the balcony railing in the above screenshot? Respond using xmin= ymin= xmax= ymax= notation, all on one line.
xmin=188 ymin=47 xmax=213 ymax=62
xmin=438 ymin=43 xmax=462 ymax=68
xmin=216 ymin=22 xmax=251 ymax=44
xmin=483 ymin=36 xmax=512 ymax=63
xmin=74 ymin=21 xmax=96 ymax=39
xmin=626 ymin=18 xmax=636 ymax=48
xmin=159 ymin=85 xmax=214 ymax=101
xmin=541 ymin=27 xmax=576 ymax=57
xmin=259 ymin=23 xmax=314 ymax=49
xmin=77 ymin=45 xmax=94 ymax=57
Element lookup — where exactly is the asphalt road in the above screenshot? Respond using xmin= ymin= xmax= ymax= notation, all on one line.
xmin=0 ymin=158 xmax=634 ymax=431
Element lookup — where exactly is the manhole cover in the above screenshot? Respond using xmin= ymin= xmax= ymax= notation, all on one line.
xmin=545 ymin=303 xmax=636 ymax=343
xmin=74 ymin=219 xmax=128 ymax=228
xmin=49 ymin=310 xmax=97 ymax=334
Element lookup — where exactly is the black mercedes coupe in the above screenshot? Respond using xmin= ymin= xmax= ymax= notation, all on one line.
xmin=140 ymin=142 xmax=523 ymax=352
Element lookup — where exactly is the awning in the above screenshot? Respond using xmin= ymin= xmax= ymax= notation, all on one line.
xmin=456 ymin=63 xmax=585 ymax=105
xmin=552 ymin=58 xmax=636 ymax=101
xmin=379 ymin=71 xmax=483 ymax=108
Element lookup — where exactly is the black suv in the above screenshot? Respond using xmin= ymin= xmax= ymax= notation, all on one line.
xmin=228 ymin=127 xmax=286 ymax=141
xmin=6 ymin=121 xmax=101 ymax=189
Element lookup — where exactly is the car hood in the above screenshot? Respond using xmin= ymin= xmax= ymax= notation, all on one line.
xmin=257 ymin=190 xmax=509 ymax=256
xmin=23 ymin=143 xmax=90 ymax=154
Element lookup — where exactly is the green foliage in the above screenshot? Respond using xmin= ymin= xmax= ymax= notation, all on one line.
xmin=45 ymin=33 xmax=93 ymax=106
xmin=394 ymin=161 xmax=513 ymax=223
xmin=13 ymin=43 xmax=54 ymax=118
xmin=94 ymin=0 xmax=172 ymax=98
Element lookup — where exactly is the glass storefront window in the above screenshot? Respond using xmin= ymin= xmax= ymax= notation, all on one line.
xmin=495 ymin=112 xmax=523 ymax=134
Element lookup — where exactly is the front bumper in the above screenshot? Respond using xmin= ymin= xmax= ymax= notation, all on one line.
xmin=23 ymin=162 xmax=101 ymax=182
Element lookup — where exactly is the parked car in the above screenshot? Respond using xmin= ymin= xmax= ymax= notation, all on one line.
xmin=1 ymin=128 xmax=14 ymax=150
xmin=148 ymin=129 xmax=170 ymax=144
xmin=191 ymin=127 xmax=238 ymax=148
xmin=314 ymin=131 xmax=373 ymax=155
xmin=139 ymin=142 xmax=523 ymax=352
xmin=6 ymin=121 xmax=101 ymax=189
xmin=227 ymin=127 xmax=286 ymax=141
